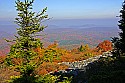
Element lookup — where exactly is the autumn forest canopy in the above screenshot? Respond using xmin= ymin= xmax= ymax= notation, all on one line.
xmin=0 ymin=0 xmax=125 ymax=83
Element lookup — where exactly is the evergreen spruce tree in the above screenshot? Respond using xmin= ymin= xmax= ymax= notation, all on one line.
xmin=79 ymin=45 xmax=83 ymax=52
xmin=112 ymin=0 xmax=125 ymax=57
xmin=5 ymin=0 xmax=48 ymax=82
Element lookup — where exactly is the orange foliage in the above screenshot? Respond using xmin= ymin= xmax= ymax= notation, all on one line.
xmin=1 ymin=41 xmax=112 ymax=76
xmin=0 ymin=67 xmax=20 ymax=82
xmin=60 ymin=53 xmax=74 ymax=62
xmin=12 ymin=58 xmax=23 ymax=65
xmin=96 ymin=40 xmax=112 ymax=52
xmin=36 ymin=62 xmax=68 ymax=75
xmin=38 ymin=68 xmax=48 ymax=75
xmin=47 ymin=41 xmax=58 ymax=49
xmin=0 ymin=55 xmax=6 ymax=64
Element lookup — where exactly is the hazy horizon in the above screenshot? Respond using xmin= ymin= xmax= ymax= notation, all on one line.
xmin=0 ymin=0 xmax=121 ymax=34
xmin=0 ymin=18 xmax=119 ymax=34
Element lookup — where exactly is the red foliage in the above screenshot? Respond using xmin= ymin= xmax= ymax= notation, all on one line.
xmin=96 ymin=40 xmax=112 ymax=52
xmin=0 ymin=40 xmax=113 ymax=77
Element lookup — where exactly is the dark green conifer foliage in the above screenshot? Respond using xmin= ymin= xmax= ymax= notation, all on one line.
xmin=5 ymin=0 xmax=48 ymax=82
xmin=112 ymin=0 xmax=125 ymax=57
xmin=78 ymin=45 xmax=84 ymax=52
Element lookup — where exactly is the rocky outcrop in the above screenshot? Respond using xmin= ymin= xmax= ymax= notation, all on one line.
xmin=58 ymin=52 xmax=112 ymax=75
xmin=61 ymin=55 xmax=102 ymax=69
xmin=51 ymin=52 xmax=112 ymax=83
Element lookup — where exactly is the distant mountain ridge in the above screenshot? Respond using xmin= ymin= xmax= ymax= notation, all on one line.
xmin=43 ymin=26 xmax=119 ymax=49
xmin=0 ymin=24 xmax=119 ymax=50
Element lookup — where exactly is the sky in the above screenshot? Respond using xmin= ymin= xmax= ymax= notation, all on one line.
xmin=0 ymin=0 xmax=123 ymax=20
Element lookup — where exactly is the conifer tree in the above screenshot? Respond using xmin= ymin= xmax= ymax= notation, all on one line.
xmin=5 ymin=0 xmax=48 ymax=82
xmin=112 ymin=0 xmax=125 ymax=57
xmin=79 ymin=45 xmax=84 ymax=52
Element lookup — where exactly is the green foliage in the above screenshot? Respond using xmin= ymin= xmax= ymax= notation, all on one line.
xmin=36 ymin=75 xmax=58 ymax=83
xmin=78 ymin=44 xmax=89 ymax=52
xmin=112 ymin=1 xmax=125 ymax=57
xmin=5 ymin=0 xmax=72 ymax=83
xmin=87 ymin=56 xmax=125 ymax=83
xmin=5 ymin=0 xmax=48 ymax=82
xmin=84 ymin=53 xmax=93 ymax=57
xmin=58 ymin=77 xmax=72 ymax=83
xmin=88 ymin=70 xmax=125 ymax=83
xmin=78 ymin=45 xmax=84 ymax=52
xmin=8 ymin=74 xmax=72 ymax=83
xmin=43 ymin=48 xmax=62 ymax=62
xmin=43 ymin=49 xmax=61 ymax=62
xmin=8 ymin=75 xmax=36 ymax=83
xmin=8 ymin=74 xmax=58 ymax=83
